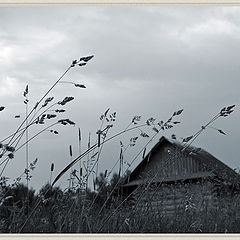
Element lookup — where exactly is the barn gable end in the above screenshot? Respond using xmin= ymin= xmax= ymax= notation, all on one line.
xmin=126 ymin=141 xmax=212 ymax=186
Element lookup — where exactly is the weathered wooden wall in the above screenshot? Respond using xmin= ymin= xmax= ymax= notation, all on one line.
xmin=132 ymin=180 xmax=216 ymax=216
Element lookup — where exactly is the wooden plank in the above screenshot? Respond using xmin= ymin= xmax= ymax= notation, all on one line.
xmin=188 ymin=157 xmax=192 ymax=173
xmin=187 ymin=157 xmax=192 ymax=173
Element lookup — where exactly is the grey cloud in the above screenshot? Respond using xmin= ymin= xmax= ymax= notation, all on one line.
xmin=0 ymin=6 xmax=240 ymax=190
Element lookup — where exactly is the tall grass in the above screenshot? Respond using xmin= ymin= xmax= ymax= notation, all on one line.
xmin=0 ymin=56 xmax=237 ymax=233
xmin=0 ymin=180 xmax=239 ymax=233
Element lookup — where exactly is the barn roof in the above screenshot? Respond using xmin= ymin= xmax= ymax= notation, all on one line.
xmin=124 ymin=136 xmax=240 ymax=186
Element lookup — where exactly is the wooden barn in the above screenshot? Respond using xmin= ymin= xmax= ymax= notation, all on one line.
xmin=123 ymin=136 xmax=240 ymax=215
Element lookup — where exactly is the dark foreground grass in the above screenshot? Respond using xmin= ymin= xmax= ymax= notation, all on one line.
xmin=0 ymin=183 xmax=239 ymax=233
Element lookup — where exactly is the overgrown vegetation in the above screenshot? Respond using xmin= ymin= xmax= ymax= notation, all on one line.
xmin=0 ymin=57 xmax=238 ymax=233
xmin=0 ymin=178 xmax=240 ymax=233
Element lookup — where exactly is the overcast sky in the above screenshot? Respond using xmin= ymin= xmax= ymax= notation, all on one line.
xmin=1 ymin=6 xmax=240 ymax=191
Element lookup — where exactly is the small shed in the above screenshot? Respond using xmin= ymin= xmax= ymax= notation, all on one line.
xmin=123 ymin=136 xmax=240 ymax=215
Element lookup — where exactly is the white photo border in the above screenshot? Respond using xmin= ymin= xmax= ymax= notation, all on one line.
xmin=0 ymin=1 xmax=239 ymax=239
